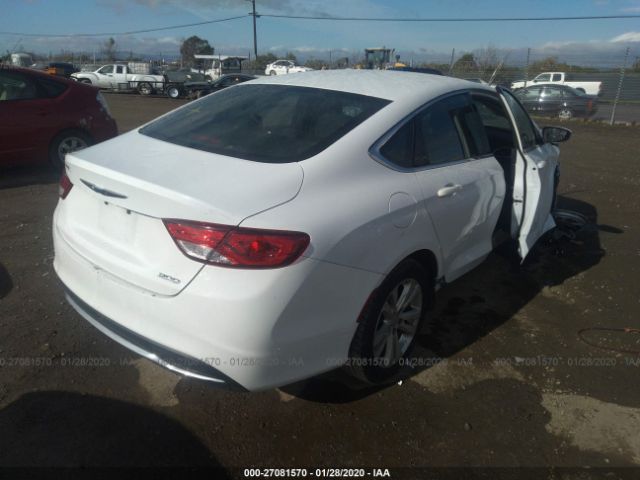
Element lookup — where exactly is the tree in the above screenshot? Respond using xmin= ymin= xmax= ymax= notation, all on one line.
xmin=102 ymin=37 xmax=117 ymax=62
xmin=180 ymin=36 xmax=213 ymax=67
xmin=284 ymin=52 xmax=298 ymax=63
xmin=529 ymin=56 xmax=569 ymax=74
xmin=474 ymin=45 xmax=499 ymax=75
xmin=452 ymin=53 xmax=477 ymax=73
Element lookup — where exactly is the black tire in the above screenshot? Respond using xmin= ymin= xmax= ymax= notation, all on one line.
xmin=347 ymin=258 xmax=432 ymax=385
xmin=137 ymin=82 xmax=153 ymax=96
xmin=49 ymin=130 xmax=92 ymax=171
xmin=78 ymin=78 xmax=92 ymax=85
xmin=269 ymin=70 xmax=277 ymax=76
xmin=166 ymin=85 xmax=181 ymax=99
xmin=576 ymin=88 xmax=586 ymax=94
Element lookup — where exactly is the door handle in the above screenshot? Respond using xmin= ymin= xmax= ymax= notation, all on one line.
xmin=437 ymin=184 xmax=463 ymax=198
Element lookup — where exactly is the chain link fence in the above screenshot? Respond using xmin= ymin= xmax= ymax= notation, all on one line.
xmin=437 ymin=46 xmax=639 ymax=125
xmin=29 ymin=45 xmax=640 ymax=124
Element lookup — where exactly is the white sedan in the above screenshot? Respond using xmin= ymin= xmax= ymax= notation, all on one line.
xmin=264 ymin=59 xmax=312 ymax=76
xmin=53 ymin=71 xmax=571 ymax=391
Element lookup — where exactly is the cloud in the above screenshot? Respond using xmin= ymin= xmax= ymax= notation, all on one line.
xmin=611 ymin=31 xmax=640 ymax=42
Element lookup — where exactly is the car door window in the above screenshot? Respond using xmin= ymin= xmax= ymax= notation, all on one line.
xmin=473 ymin=97 xmax=512 ymax=131
xmin=115 ymin=65 xmax=124 ymax=74
xmin=502 ymin=90 xmax=538 ymax=150
xmin=378 ymin=94 xmax=487 ymax=168
xmin=414 ymin=95 xmax=466 ymax=166
xmin=535 ymin=74 xmax=551 ymax=82
xmin=456 ymin=102 xmax=491 ymax=157
xmin=540 ymin=87 xmax=562 ymax=100
xmin=551 ymin=74 xmax=562 ymax=82
xmin=0 ymin=71 xmax=39 ymax=101
xmin=98 ymin=65 xmax=114 ymax=74
xmin=517 ymin=87 xmax=543 ymax=101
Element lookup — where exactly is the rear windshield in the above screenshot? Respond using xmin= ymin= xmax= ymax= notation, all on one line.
xmin=140 ymin=84 xmax=390 ymax=163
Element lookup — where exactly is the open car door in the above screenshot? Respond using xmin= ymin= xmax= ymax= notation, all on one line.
xmin=498 ymin=87 xmax=559 ymax=260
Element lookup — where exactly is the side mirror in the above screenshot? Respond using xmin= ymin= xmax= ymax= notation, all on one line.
xmin=542 ymin=126 xmax=572 ymax=144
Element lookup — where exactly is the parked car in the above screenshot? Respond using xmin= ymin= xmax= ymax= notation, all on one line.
xmin=0 ymin=67 xmax=118 ymax=169
xmin=510 ymin=72 xmax=602 ymax=96
xmin=206 ymin=73 xmax=256 ymax=93
xmin=514 ymin=84 xmax=598 ymax=120
xmin=264 ymin=60 xmax=312 ymax=76
xmin=53 ymin=70 xmax=570 ymax=391
xmin=44 ymin=62 xmax=79 ymax=78
xmin=165 ymin=73 xmax=256 ymax=99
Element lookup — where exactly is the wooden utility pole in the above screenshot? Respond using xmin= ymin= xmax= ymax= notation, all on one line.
xmin=249 ymin=0 xmax=258 ymax=59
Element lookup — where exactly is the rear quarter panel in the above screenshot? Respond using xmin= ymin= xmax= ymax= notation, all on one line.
xmin=239 ymin=114 xmax=444 ymax=280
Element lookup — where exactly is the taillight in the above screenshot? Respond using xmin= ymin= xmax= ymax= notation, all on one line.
xmin=163 ymin=220 xmax=310 ymax=269
xmin=59 ymin=174 xmax=73 ymax=199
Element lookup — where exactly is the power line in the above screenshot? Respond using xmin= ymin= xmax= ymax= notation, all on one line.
xmin=1 ymin=12 xmax=639 ymax=39
xmin=0 ymin=14 xmax=247 ymax=38
xmin=261 ymin=13 xmax=640 ymax=22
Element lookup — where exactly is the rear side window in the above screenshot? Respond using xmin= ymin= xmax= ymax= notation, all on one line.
xmin=140 ymin=84 xmax=390 ymax=163
xmin=379 ymin=121 xmax=414 ymax=168
xmin=0 ymin=71 xmax=39 ymax=101
xmin=38 ymin=78 xmax=68 ymax=98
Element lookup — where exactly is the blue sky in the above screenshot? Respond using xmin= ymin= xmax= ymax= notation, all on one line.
xmin=2 ymin=0 xmax=640 ymax=64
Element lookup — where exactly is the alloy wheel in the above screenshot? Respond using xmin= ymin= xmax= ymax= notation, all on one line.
xmin=57 ymin=136 xmax=88 ymax=163
xmin=559 ymin=108 xmax=573 ymax=120
xmin=372 ymin=278 xmax=423 ymax=366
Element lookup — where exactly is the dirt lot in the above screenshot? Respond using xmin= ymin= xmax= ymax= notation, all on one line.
xmin=1 ymin=93 xmax=640 ymax=478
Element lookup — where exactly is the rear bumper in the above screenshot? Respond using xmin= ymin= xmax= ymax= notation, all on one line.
xmin=53 ymin=206 xmax=382 ymax=391
xmin=64 ymin=286 xmax=246 ymax=390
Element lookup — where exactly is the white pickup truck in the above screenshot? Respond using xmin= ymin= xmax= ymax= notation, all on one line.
xmin=71 ymin=63 xmax=165 ymax=95
xmin=511 ymin=72 xmax=602 ymax=96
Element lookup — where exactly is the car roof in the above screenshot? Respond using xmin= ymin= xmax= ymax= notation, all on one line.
xmin=2 ymin=66 xmax=97 ymax=89
xmin=249 ymin=69 xmax=493 ymax=103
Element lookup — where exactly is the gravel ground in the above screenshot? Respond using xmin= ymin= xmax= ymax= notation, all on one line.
xmin=1 ymin=92 xmax=640 ymax=478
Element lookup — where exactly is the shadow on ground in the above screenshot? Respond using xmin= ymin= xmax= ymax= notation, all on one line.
xmin=0 ymin=165 xmax=60 ymax=190
xmin=0 ymin=263 xmax=12 ymax=299
xmin=282 ymin=196 xmax=614 ymax=403
xmin=0 ymin=391 xmax=226 ymax=475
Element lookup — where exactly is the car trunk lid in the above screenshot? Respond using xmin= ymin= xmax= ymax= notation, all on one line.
xmin=57 ymin=131 xmax=303 ymax=295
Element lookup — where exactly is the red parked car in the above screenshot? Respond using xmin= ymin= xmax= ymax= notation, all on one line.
xmin=0 ymin=66 xmax=118 ymax=170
